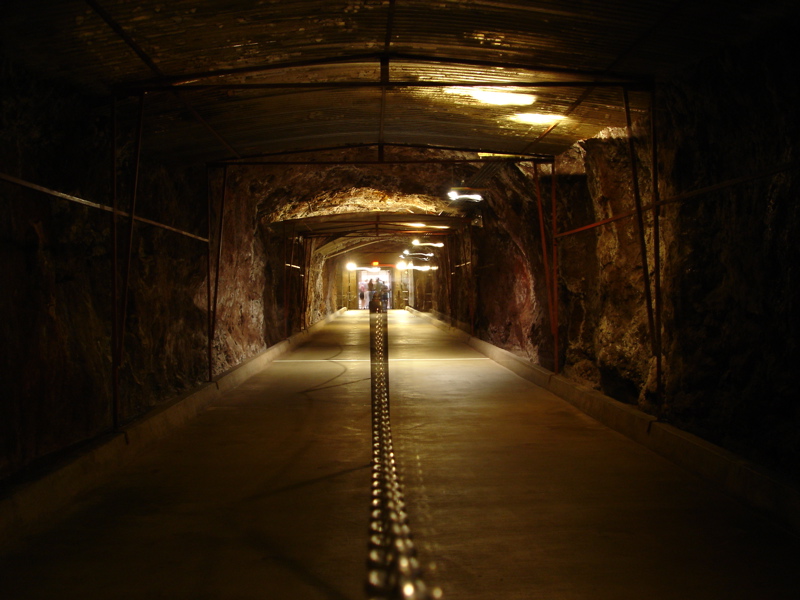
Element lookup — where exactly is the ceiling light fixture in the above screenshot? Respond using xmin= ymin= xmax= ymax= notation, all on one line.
xmin=402 ymin=222 xmax=450 ymax=230
xmin=447 ymin=189 xmax=483 ymax=202
xmin=445 ymin=86 xmax=536 ymax=106
xmin=411 ymin=239 xmax=445 ymax=247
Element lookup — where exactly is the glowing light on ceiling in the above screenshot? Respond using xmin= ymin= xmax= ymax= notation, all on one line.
xmin=402 ymin=222 xmax=450 ymax=229
xmin=447 ymin=190 xmax=483 ymax=202
xmin=411 ymin=239 xmax=444 ymax=247
xmin=397 ymin=261 xmax=435 ymax=272
xmin=445 ymin=86 xmax=536 ymax=106
xmin=510 ymin=113 xmax=566 ymax=125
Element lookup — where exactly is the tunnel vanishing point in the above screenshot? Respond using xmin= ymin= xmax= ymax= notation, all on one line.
xmin=1 ymin=1 xmax=800 ymax=596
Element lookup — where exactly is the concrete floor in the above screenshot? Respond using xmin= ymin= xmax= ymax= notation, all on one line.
xmin=1 ymin=309 xmax=799 ymax=599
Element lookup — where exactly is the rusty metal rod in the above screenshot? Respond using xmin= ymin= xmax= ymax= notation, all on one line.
xmin=110 ymin=96 xmax=120 ymax=430
xmin=206 ymin=167 xmax=214 ymax=382
xmin=209 ymin=166 xmax=228 ymax=377
xmin=377 ymin=0 xmax=395 ymax=163
xmin=624 ymin=87 xmax=656 ymax=356
xmin=554 ymin=161 xmax=799 ymax=239
xmin=213 ymin=142 xmax=549 ymax=163
xmin=300 ymin=238 xmax=311 ymax=330
xmin=0 ymin=173 xmax=208 ymax=242
xmin=87 ymin=0 xmax=240 ymax=158
xmin=533 ymin=164 xmax=555 ymax=341
xmin=137 ymin=79 xmax=644 ymax=92
xmin=286 ymin=224 xmax=297 ymax=338
xmin=117 ymin=93 xmax=145 ymax=386
xmin=218 ymin=158 xmax=550 ymax=166
xmin=283 ymin=225 xmax=290 ymax=338
xmin=140 ymin=51 xmax=640 ymax=88
xmin=551 ymin=162 xmax=560 ymax=375
xmin=650 ymin=88 xmax=663 ymax=400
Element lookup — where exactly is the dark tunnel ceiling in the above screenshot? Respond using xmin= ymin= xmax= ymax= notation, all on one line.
xmin=3 ymin=0 xmax=793 ymax=168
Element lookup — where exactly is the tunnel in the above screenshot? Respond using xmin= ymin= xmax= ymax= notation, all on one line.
xmin=1 ymin=1 xmax=799 ymax=598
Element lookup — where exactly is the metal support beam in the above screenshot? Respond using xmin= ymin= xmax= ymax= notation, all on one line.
xmin=116 ymin=93 xmax=146 ymax=419
xmin=138 ymin=79 xmax=646 ymax=92
xmin=285 ymin=224 xmax=297 ymax=339
xmin=0 ymin=172 xmax=208 ymax=242
xmin=209 ymin=166 xmax=228 ymax=377
xmin=301 ymin=238 xmax=311 ymax=330
xmin=213 ymin=142 xmax=549 ymax=165
xmin=110 ymin=96 xmax=120 ymax=429
xmin=87 ymin=0 xmax=241 ymax=159
xmin=650 ymin=88 xmax=663 ymax=400
xmin=623 ymin=87 xmax=657 ymax=357
xmin=137 ymin=51 xmax=641 ymax=89
xmin=553 ymin=160 xmax=800 ymax=241
xmin=551 ymin=162 xmax=560 ymax=375
xmin=377 ymin=0 xmax=396 ymax=162
xmin=206 ymin=167 xmax=214 ymax=382
xmin=533 ymin=163 xmax=555 ymax=368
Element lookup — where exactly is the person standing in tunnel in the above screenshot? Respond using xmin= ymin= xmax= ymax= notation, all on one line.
xmin=368 ymin=278 xmax=374 ymax=300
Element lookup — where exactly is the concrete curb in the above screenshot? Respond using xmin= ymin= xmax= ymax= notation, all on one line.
xmin=405 ymin=307 xmax=800 ymax=533
xmin=0 ymin=308 xmax=346 ymax=545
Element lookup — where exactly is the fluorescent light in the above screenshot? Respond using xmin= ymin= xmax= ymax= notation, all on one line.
xmin=402 ymin=222 xmax=450 ymax=230
xmin=448 ymin=190 xmax=483 ymax=202
xmin=445 ymin=86 xmax=536 ymax=106
xmin=346 ymin=262 xmax=357 ymax=271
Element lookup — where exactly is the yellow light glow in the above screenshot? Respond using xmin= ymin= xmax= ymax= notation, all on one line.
xmin=510 ymin=113 xmax=566 ymax=125
xmin=346 ymin=262 xmax=357 ymax=271
xmin=402 ymin=222 xmax=450 ymax=230
xmin=396 ymin=261 xmax=407 ymax=270
xmin=446 ymin=86 xmax=536 ymax=106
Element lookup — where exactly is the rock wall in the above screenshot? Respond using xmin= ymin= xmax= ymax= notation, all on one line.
xmin=1 ymin=55 xmax=212 ymax=480
xmin=655 ymin=30 xmax=799 ymax=476
xmin=206 ymin=168 xmax=270 ymax=375
xmin=425 ymin=27 xmax=800 ymax=481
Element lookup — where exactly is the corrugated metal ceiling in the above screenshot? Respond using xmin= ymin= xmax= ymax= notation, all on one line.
xmin=2 ymin=0 xmax=795 ymax=165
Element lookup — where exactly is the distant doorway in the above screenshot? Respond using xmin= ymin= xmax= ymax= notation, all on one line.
xmin=358 ymin=269 xmax=393 ymax=309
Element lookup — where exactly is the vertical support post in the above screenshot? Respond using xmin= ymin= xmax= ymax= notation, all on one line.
xmin=467 ymin=225 xmax=476 ymax=336
xmin=550 ymin=160 xmax=560 ymax=375
xmin=446 ymin=235 xmax=454 ymax=318
xmin=206 ymin=166 xmax=214 ymax=382
xmin=110 ymin=95 xmax=120 ymax=430
xmin=623 ymin=87 xmax=657 ymax=356
xmin=650 ymin=87 xmax=663 ymax=400
xmin=286 ymin=224 xmax=297 ymax=338
xmin=210 ymin=166 xmax=228 ymax=371
xmin=283 ymin=224 xmax=289 ymax=337
xmin=116 ymin=92 xmax=146 ymax=424
xmin=300 ymin=237 xmax=311 ymax=330
xmin=534 ymin=163 xmax=556 ymax=369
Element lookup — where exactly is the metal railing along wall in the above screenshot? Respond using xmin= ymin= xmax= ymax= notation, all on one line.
xmin=367 ymin=309 xmax=438 ymax=600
